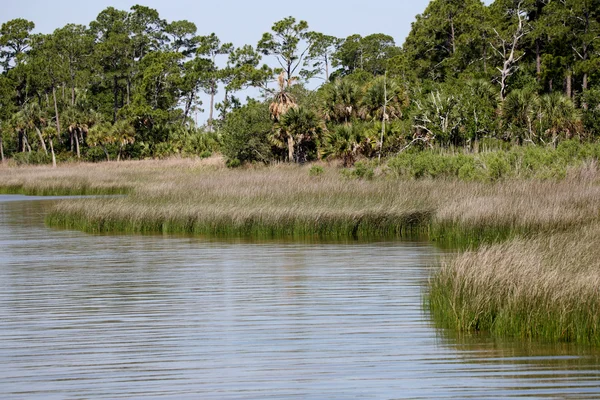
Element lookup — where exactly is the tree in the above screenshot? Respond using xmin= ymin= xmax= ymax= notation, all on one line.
xmin=52 ymin=24 xmax=94 ymax=106
xmin=0 ymin=18 xmax=35 ymax=70
xmin=258 ymin=17 xmax=311 ymax=85
xmin=222 ymin=100 xmax=273 ymax=164
xmin=90 ymin=7 xmax=133 ymax=121
xmin=319 ymin=78 xmax=362 ymax=124
xmin=29 ymin=33 xmax=68 ymax=150
xmin=112 ymin=120 xmax=135 ymax=161
xmin=502 ymin=87 xmax=538 ymax=143
xmin=273 ymin=106 xmax=321 ymax=163
xmin=197 ymin=33 xmax=233 ymax=130
xmin=302 ymin=32 xmax=340 ymax=81
xmin=179 ymin=57 xmax=211 ymax=125
xmin=333 ymin=34 xmax=400 ymax=76
xmin=43 ymin=126 xmax=57 ymax=167
xmin=403 ymin=0 xmax=489 ymax=81
xmin=87 ymin=122 xmax=114 ymax=161
xmin=322 ymin=123 xmax=366 ymax=167
xmin=165 ymin=20 xmax=198 ymax=55
xmin=269 ymin=72 xmax=298 ymax=121
xmin=489 ymin=0 xmax=531 ymax=101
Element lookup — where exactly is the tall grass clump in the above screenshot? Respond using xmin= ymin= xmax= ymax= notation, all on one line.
xmin=429 ymin=225 xmax=600 ymax=345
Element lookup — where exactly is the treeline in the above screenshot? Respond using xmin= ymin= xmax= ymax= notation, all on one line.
xmin=0 ymin=0 xmax=599 ymax=166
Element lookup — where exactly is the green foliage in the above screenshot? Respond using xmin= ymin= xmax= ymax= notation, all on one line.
xmin=322 ymin=123 xmax=366 ymax=167
xmin=309 ymin=165 xmax=324 ymax=176
xmin=222 ymin=101 xmax=273 ymax=164
xmin=342 ymin=161 xmax=375 ymax=180
xmin=11 ymin=150 xmax=51 ymax=165
xmin=389 ymin=141 xmax=600 ymax=181
xmin=333 ymin=34 xmax=400 ymax=76
xmin=0 ymin=2 xmax=599 ymax=165
xmin=582 ymin=89 xmax=600 ymax=137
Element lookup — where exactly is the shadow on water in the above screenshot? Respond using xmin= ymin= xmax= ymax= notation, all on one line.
xmin=1 ymin=195 xmax=599 ymax=399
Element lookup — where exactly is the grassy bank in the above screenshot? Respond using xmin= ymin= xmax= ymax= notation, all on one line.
xmin=1 ymin=149 xmax=599 ymax=344
xmin=430 ymin=225 xmax=600 ymax=345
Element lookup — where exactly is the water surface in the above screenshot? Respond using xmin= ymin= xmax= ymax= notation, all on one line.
xmin=0 ymin=195 xmax=599 ymax=399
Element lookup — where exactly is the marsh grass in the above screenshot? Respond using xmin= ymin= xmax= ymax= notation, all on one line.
xmin=2 ymin=155 xmax=600 ymax=344
xmin=429 ymin=225 xmax=600 ymax=345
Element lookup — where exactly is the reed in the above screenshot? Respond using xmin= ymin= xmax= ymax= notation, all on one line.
xmin=429 ymin=225 xmax=600 ymax=344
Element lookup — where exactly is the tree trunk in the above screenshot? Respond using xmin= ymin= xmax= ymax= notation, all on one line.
xmin=287 ymin=135 xmax=295 ymax=163
xmin=0 ymin=136 xmax=4 ymax=163
xmin=49 ymin=137 xmax=56 ymax=168
xmin=74 ymin=129 xmax=81 ymax=159
xmin=565 ymin=70 xmax=572 ymax=99
xmin=113 ymin=76 xmax=119 ymax=123
xmin=102 ymin=145 xmax=110 ymax=162
xmin=182 ymin=92 xmax=194 ymax=126
xmin=23 ymin=134 xmax=31 ymax=153
xmin=34 ymin=126 xmax=48 ymax=154
xmin=379 ymin=72 xmax=388 ymax=163
xmin=536 ymin=39 xmax=541 ymax=81
xmin=449 ymin=13 xmax=456 ymax=54
xmin=208 ymin=80 xmax=216 ymax=132
xmin=52 ymin=86 xmax=62 ymax=142
xmin=71 ymin=72 xmax=76 ymax=106
xmin=127 ymin=78 xmax=131 ymax=105
xmin=483 ymin=42 xmax=487 ymax=74
xmin=18 ymin=131 xmax=23 ymax=152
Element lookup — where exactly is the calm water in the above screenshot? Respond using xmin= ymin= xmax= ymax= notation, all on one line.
xmin=1 ymin=195 xmax=599 ymax=399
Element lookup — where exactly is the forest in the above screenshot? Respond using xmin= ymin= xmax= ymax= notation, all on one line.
xmin=0 ymin=0 xmax=599 ymax=167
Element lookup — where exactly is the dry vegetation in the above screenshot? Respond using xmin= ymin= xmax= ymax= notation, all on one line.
xmin=1 ymin=156 xmax=599 ymax=343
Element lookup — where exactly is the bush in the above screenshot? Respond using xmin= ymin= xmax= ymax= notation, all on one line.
xmin=12 ymin=151 xmax=51 ymax=165
xmin=309 ymin=165 xmax=324 ymax=176
xmin=341 ymin=161 xmax=375 ymax=180
xmin=221 ymin=101 xmax=274 ymax=165
xmin=388 ymin=141 xmax=600 ymax=182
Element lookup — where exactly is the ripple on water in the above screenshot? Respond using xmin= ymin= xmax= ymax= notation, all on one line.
xmin=0 ymin=197 xmax=599 ymax=399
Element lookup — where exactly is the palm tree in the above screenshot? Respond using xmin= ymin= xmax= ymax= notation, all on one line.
xmin=502 ymin=89 xmax=539 ymax=144
xmin=87 ymin=122 xmax=114 ymax=162
xmin=273 ymin=107 xmax=321 ymax=163
xmin=10 ymin=112 xmax=31 ymax=153
xmin=359 ymin=76 xmax=406 ymax=122
xmin=269 ymin=72 xmax=297 ymax=121
xmin=43 ymin=127 xmax=57 ymax=167
xmin=319 ymin=78 xmax=361 ymax=124
xmin=112 ymin=120 xmax=136 ymax=161
xmin=0 ymin=121 xmax=7 ymax=163
xmin=21 ymin=102 xmax=48 ymax=155
xmin=321 ymin=124 xmax=366 ymax=167
xmin=537 ymin=92 xmax=580 ymax=143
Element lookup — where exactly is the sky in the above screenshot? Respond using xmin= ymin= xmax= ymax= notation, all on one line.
xmin=3 ymin=0 xmax=432 ymax=46
xmin=1 ymin=0 xmax=489 ymax=123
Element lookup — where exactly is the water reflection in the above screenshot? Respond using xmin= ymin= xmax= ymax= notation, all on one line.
xmin=0 ymin=195 xmax=599 ymax=399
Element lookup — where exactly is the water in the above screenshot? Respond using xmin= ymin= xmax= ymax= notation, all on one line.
xmin=1 ymin=195 xmax=599 ymax=399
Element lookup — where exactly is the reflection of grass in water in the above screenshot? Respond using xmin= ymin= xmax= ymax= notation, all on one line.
xmin=2 ymin=156 xmax=600 ymax=344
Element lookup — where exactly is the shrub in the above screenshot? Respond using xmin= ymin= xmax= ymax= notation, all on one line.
xmin=309 ymin=165 xmax=324 ymax=176
xmin=222 ymin=101 xmax=274 ymax=165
